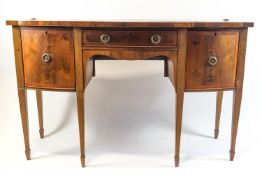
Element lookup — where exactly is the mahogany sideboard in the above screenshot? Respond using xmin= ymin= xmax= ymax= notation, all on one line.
xmin=6 ymin=20 xmax=253 ymax=167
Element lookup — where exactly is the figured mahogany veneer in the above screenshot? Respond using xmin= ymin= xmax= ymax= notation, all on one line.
xmin=21 ymin=27 xmax=75 ymax=90
xmin=6 ymin=20 xmax=253 ymax=28
xmin=83 ymin=30 xmax=178 ymax=47
xmin=186 ymin=31 xmax=239 ymax=90
xmin=6 ymin=20 xmax=253 ymax=167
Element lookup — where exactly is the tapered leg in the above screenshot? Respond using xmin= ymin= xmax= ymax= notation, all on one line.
xmin=230 ymin=88 xmax=243 ymax=161
xmin=214 ymin=91 xmax=223 ymax=139
xmin=76 ymin=91 xmax=85 ymax=167
xmin=36 ymin=90 xmax=44 ymax=138
xmin=175 ymin=93 xmax=184 ymax=167
xmin=174 ymin=29 xmax=187 ymax=167
xmin=18 ymin=88 xmax=31 ymax=160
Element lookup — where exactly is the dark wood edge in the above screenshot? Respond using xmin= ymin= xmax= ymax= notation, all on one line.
xmin=25 ymin=87 xmax=76 ymax=92
xmin=185 ymin=87 xmax=235 ymax=92
xmin=25 ymin=86 xmax=76 ymax=92
xmin=6 ymin=20 xmax=254 ymax=28
xmin=82 ymin=46 xmax=179 ymax=51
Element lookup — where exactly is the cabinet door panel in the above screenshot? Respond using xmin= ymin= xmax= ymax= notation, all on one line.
xmin=185 ymin=31 xmax=239 ymax=90
xmin=21 ymin=28 xmax=75 ymax=90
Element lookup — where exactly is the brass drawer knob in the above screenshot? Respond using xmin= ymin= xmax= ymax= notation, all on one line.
xmin=100 ymin=34 xmax=111 ymax=44
xmin=151 ymin=34 xmax=161 ymax=44
xmin=208 ymin=56 xmax=218 ymax=66
xmin=42 ymin=53 xmax=51 ymax=63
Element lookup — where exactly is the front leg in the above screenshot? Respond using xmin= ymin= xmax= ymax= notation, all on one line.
xmin=230 ymin=28 xmax=247 ymax=161
xmin=76 ymin=91 xmax=85 ymax=167
xmin=175 ymin=92 xmax=184 ymax=167
xmin=18 ymin=88 xmax=31 ymax=160
xmin=74 ymin=28 xmax=86 ymax=167
xmin=230 ymin=88 xmax=243 ymax=161
xmin=174 ymin=29 xmax=187 ymax=167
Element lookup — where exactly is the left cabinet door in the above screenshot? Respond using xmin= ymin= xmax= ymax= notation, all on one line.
xmin=21 ymin=27 xmax=75 ymax=90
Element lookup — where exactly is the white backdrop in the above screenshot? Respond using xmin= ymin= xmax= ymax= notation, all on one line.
xmin=0 ymin=0 xmax=261 ymax=174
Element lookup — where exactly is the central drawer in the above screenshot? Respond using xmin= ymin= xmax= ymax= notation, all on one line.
xmin=83 ymin=30 xmax=178 ymax=47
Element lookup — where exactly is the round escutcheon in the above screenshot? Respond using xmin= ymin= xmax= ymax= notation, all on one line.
xmin=100 ymin=34 xmax=111 ymax=44
xmin=151 ymin=34 xmax=161 ymax=44
xmin=42 ymin=53 xmax=52 ymax=63
xmin=208 ymin=56 xmax=218 ymax=66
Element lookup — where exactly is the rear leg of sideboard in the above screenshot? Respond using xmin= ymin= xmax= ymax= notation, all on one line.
xmin=166 ymin=56 xmax=176 ymax=86
xmin=214 ymin=91 xmax=223 ymax=139
xmin=36 ymin=90 xmax=44 ymax=138
xmin=84 ymin=56 xmax=95 ymax=89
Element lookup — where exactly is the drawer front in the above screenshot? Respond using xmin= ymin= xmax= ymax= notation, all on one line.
xmin=83 ymin=30 xmax=177 ymax=47
xmin=185 ymin=31 xmax=239 ymax=90
xmin=21 ymin=28 xmax=75 ymax=90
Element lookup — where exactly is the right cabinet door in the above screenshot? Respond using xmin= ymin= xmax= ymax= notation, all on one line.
xmin=185 ymin=31 xmax=239 ymax=90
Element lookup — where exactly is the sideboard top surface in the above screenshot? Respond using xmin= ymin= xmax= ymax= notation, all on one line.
xmin=6 ymin=20 xmax=254 ymax=28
